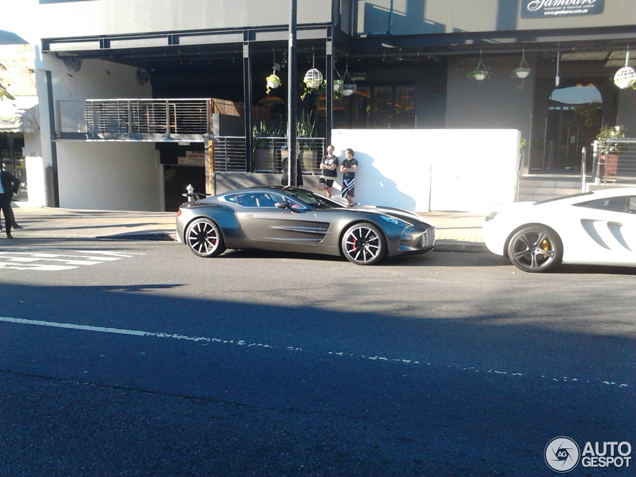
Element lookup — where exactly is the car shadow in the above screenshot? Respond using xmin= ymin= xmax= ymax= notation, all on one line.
xmin=553 ymin=264 xmax=636 ymax=275
xmin=215 ymin=248 xmax=509 ymax=268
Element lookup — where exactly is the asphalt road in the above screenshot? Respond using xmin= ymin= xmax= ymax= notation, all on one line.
xmin=1 ymin=238 xmax=634 ymax=476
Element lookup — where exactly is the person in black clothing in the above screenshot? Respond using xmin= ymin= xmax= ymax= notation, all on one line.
xmin=281 ymin=150 xmax=304 ymax=187
xmin=318 ymin=144 xmax=339 ymax=198
xmin=0 ymin=162 xmax=21 ymax=238
xmin=339 ymin=148 xmax=358 ymax=206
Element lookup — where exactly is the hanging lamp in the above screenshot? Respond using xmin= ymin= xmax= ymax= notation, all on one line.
xmin=512 ymin=49 xmax=531 ymax=79
xmin=304 ymin=49 xmax=323 ymax=90
xmin=342 ymin=55 xmax=357 ymax=96
xmin=614 ymin=49 xmax=636 ymax=89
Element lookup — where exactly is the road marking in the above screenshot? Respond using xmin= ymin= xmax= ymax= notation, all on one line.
xmin=0 ymin=249 xmax=143 ymax=271
xmin=0 ymin=316 xmax=629 ymax=389
xmin=0 ymin=317 xmax=274 ymax=348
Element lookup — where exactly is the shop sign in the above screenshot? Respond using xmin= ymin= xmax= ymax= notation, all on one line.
xmin=178 ymin=152 xmax=205 ymax=166
xmin=521 ymin=0 xmax=604 ymax=18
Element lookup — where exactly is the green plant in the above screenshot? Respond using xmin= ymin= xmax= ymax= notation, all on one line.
xmin=467 ymin=68 xmax=492 ymax=81
xmin=296 ymin=110 xmax=315 ymax=150
xmin=596 ymin=125 xmax=626 ymax=154
xmin=252 ymin=121 xmax=284 ymax=149
xmin=0 ymin=62 xmax=15 ymax=100
xmin=301 ymin=79 xmax=324 ymax=100
xmin=266 ymin=73 xmax=281 ymax=95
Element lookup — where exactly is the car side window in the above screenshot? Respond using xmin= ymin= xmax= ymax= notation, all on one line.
xmin=576 ymin=197 xmax=628 ymax=213
xmin=628 ymin=197 xmax=636 ymax=214
xmin=237 ymin=193 xmax=259 ymax=207
xmin=237 ymin=192 xmax=296 ymax=208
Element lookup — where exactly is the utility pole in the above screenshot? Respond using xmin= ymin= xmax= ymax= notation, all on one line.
xmin=287 ymin=0 xmax=297 ymax=186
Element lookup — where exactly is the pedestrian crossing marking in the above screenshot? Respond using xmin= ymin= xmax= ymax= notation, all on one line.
xmin=0 ymin=249 xmax=144 ymax=271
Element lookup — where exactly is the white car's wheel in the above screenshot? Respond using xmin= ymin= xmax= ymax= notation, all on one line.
xmin=186 ymin=218 xmax=226 ymax=258
xmin=341 ymin=222 xmax=386 ymax=265
xmin=507 ymin=225 xmax=562 ymax=273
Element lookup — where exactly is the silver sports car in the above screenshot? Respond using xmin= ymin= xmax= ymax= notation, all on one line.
xmin=176 ymin=186 xmax=435 ymax=265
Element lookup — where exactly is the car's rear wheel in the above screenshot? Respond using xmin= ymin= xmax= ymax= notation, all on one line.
xmin=506 ymin=225 xmax=562 ymax=273
xmin=186 ymin=218 xmax=226 ymax=257
xmin=341 ymin=222 xmax=386 ymax=265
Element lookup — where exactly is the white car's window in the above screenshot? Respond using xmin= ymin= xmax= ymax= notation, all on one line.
xmin=576 ymin=196 xmax=628 ymax=213
xmin=628 ymin=197 xmax=636 ymax=214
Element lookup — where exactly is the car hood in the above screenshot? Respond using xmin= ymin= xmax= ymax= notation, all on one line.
xmin=354 ymin=205 xmax=431 ymax=225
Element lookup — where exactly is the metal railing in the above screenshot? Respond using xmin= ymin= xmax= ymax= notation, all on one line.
xmin=593 ymin=138 xmax=636 ymax=184
xmin=56 ymin=98 xmax=325 ymax=174
xmin=214 ymin=136 xmax=248 ymax=172
xmin=84 ymin=98 xmax=210 ymax=139
xmin=214 ymin=136 xmax=325 ymax=173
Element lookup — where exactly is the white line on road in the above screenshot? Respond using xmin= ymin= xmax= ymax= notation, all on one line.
xmin=0 ymin=316 xmax=273 ymax=348
xmin=0 ymin=250 xmax=144 ymax=271
xmin=0 ymin=316 xmax=629 ymax=388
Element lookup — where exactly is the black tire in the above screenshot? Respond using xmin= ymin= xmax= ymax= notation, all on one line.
xmin=186 ymin=218 xmax=226 ymax=258
xmin=506 ymin=225 xmax=562 ymax=273
xmin=341 ymin=222 xmax=386 ymax=265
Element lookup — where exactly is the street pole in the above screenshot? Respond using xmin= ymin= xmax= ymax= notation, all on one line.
xmin=287 ymin=0 xmax=297 ymax=186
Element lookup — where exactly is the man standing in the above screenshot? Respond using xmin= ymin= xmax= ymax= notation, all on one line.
xmin=318 ymin=144 xmax=338 ymax=198
xmin=339 ymin=148 xmax=358 ymax=206
xmin=0 ymin=161 xmax=21 ymax=239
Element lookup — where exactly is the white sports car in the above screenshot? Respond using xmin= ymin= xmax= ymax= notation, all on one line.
xmin=482 ymin=187 xmax=636 ymax=272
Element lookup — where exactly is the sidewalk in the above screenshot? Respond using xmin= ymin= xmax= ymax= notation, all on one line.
xmin=6 ymin=205 xmax=487 ymax=252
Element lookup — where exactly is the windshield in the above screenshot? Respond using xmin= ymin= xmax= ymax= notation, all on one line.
xmin=282 ymin=187 xmax=343 ymax=209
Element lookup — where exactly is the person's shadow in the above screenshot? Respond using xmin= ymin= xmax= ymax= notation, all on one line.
xmin=335 ymin=150 xmax=417 ymax=210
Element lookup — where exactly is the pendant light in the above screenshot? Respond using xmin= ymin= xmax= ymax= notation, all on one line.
xmin=614 ymin=49 xmax=636 ymax=89
xmin=304 ymin=49 xmax=323 ymax=90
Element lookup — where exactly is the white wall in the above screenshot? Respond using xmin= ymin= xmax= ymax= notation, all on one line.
xmin=331 ymin=129 xmax=520 ymax=212
xmin=56 ymin=142 xmax=162 ymax=211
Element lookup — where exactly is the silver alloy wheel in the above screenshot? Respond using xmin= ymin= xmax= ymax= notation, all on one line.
xmin=507 ymin=225 xmax=562 ymax=273
xmin=341 ymin=222 xmax=386 ymax=265
xmin=186 ymin=218 xmax=226 ymax=257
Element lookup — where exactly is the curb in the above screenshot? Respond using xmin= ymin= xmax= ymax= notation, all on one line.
xmin=433 ymin=241 xmax=488 ymax=253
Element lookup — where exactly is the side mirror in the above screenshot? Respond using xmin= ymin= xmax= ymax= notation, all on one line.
xmin=275 ymin=201 xmax=300 ymax=213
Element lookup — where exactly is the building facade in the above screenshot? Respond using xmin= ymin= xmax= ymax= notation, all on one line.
xmin=1 ymin=0 xmax=635 ymax=210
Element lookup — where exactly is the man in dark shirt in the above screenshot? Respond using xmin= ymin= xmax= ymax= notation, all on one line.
xmin=339 ymin=148 xmax=358 ymax=206
xmin=0 ymin=162 xmax=21 ymax=238
xmin=318 ymin=144 xmax=339 ymax=198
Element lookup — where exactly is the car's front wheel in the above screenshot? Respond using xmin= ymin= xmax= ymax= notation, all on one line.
xmin=186 ymin=218 xmax=226 ymax=258
xmin=506 ymin=225 xmax=562 ymax=272
xmin=341 ymin=222 xmax=386 ymax=265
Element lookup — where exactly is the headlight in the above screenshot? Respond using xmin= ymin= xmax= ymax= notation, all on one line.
xmin=381 ymin=215 xmax=411 ymax=227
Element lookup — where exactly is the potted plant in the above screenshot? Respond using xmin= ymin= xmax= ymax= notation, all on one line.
xmin=468 ymin=54 xmax=491 ymax=81
xmin=252 ymin=121 xmax=284 ymax=172
xmin=266 ymin=71 xmax=281 ymax=95
xmin=511 ymin=67 xmax=531 ymax=79
xmin=467 ymin=68 xmax=491 ymax=81
xmin=296 ymin=111 xmax=318 ymax=173
xmin=596 ymin=125 xmax=625 ymax=180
